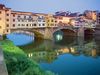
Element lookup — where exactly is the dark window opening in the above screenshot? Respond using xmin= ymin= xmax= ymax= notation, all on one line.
xmin=6 ymin=19 xmax=9 ymax=21
xmin=6 ymin=14 xmax=9 ymax=16
xmin=6 ymin=24 xmax=9 ymax=27
xmin=13 ymin=24 xmax=15 ymax=27
xmin=34 ymin=24 xmax=37 ymax=26
xmin=13 ymin=19 xmax=15 ymax=22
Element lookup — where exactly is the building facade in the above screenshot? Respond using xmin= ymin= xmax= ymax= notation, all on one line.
xmin=0 ymin=4 xmax=57 ymax=35
xmin=0 ymin=4 xmax=11 ymax=35
xmin=46 ymin=14 xmax=57 ymax=27
xmin=97 ymin=12 xmax=100 ymax=25
xmin=84 ymin=10 xmax=97 ymax=21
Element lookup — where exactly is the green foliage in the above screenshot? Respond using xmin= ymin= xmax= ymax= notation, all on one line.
xmin=1 ymin=40 xmax=55 ymax=75
xmin=2 ymin=34 xmax=7 ymax=40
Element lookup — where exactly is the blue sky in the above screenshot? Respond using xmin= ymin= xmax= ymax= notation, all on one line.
xmin=0 ymin=0 xmax=100 ymax=14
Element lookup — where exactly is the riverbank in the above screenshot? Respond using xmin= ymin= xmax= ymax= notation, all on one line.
xmin=0 ymin=47 xmax=8 ymax=75
xmin=0 ymin=40 xmax=55 ymax=75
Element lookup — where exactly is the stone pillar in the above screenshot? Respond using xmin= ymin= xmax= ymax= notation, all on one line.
xmin=77 ymin=26 xmax=84 ymax=37
xmin=44 ymin=27 xmax=53 ymax=40
xmin=77 ymin=36 xmax=84 ymax=51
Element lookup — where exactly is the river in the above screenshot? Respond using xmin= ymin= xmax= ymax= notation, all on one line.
xmin=7 ymin=33 xmax=100 ymax=75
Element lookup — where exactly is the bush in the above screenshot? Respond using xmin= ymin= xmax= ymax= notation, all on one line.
xmin=1 ymin=40 xmax=55 ymax=75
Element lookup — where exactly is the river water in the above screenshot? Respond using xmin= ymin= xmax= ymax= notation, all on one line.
xmin=7 ymin=33 xmax=100 ymax=75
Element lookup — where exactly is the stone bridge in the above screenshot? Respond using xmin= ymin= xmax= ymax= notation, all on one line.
xmin=9 ymin=25 xmax=95 ymax=40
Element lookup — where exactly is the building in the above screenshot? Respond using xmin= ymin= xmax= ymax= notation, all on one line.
xmin=54 ymin=16 xmax=73 ymax=26
xmin=97 ymin=12 xmax=100 ymax=25
xmin=0 ymin=4 xmax=55 ymax=35
xmin=84 ymin=10 xmax=97 ymax=21
xmin=35 ymin=13 xmax=47 ymax=28
xmin=46 ymin=14 xmax=57 ymax=27
xmin=0 ymin=4 xmax=40 ymax=35
xmin=0 ymin=4 xmax=11 ymax=35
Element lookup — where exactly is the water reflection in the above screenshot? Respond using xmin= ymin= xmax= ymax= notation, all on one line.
xmin=17 ymin=35 xmax=100 ymax=62
xmin=7 ymin=33 xmax=100 ymax=75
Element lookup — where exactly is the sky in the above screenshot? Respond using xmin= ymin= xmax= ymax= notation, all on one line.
xmin=0 ymin=0 xmax=100 ymax=14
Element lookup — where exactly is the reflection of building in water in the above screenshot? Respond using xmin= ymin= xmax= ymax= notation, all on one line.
xmin=28 ymin=51 xmax=57 ymax=63
xmin=57 ymin=48 xmax=70 ymax=54
xmin=26 ymin=37 xmax=100 ymax=63
xmin=56 ymin=41 xmax=99 ymax=57
xmin=92 ymin=49 xmax=97 ymax=57
xmin=27 ymin=47 xmax=100 ymax=63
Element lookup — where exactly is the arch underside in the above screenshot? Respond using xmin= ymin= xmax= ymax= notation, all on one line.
xmin=84 ymin=28 xmax=95 ymax=35
xmin=10 ymin=29 xmax=44 ymax=38
xmin=53 ymin=28 xmax=77 ymax=36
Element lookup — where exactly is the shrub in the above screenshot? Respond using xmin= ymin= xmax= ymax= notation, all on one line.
xmin=1 ymin=40 xmax=55 ymax=75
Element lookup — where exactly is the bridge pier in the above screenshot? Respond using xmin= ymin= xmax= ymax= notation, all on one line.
xmin=77 ymin=26 xmax=84 ymax=37
xmin=44 ymin=28 xmax=53 ymax=40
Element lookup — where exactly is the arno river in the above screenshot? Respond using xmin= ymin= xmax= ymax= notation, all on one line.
xmin=7 ymin=33 xmax=100 ymax=75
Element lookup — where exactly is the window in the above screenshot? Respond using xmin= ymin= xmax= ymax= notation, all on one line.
xmin=43 ymin=24 xmax=45 ymax=26
xmin=6 ymin=14 xmax=9 ymax=16
xmin=13 ymin=24 xmax=15 ymax=27
xmin=39 ymin=24 xmax=41 ymax=26
xmin=6 ymin=24 xmax=9 ymax=27
xmin=13 ymin=14 xmax=15 ymax=17
xmin=22 ymin=24 xmax=25 ymax=26
xmin=26 ymin=24 xmax=28 ymax=26
xmin=0 ymin=11 xmax=1 ymax=14
xmin=0 ymin=26 xmax=1 ymax=29
xmin=55 ymin=21 xmax=57 ymax=22
xmin=51 ymin=19 xmax=54 ymax=22
xmin=24 ymin=16 xmax=26 ymax=18
xmin=18 ymin=24 xmax=20 ymax=26
xmin=34 ymin=24 xmax=37 ymax=26
xmin=18 ymin=15 xmax=20 ymax=18
xmin=18 ymin=20 xmax=20 ymax=22
xmin=6 ymin=19 xmax=9 ymax=21
xmin=29 ymin=16 xmax=31 ymax=18
xmin=6 ymin=30 xmax=9 ymax=32
xmin=13 ymin=19 xmax=15 ymax=22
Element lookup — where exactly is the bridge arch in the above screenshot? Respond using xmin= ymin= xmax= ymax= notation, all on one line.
xmin=10 ymin=29 xmax=44 ymax=39
xmin=12 ymin=30 xmax=34 ymax=36
xmin=84 ymin=28 xmax=95 ymax=36
xmin=53 ymin=27 xmax=77 ymax=36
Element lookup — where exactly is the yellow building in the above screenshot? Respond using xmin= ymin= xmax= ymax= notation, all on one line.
xmin=84 ymin=10 xmax=97 ymax=21
xmin=46 ymin=14 xmax=57 ymax=27
xmin=0 ymin=4 xmax=11 ymax=35
xmin=54 ymin=16 xmax=74 ymax=26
